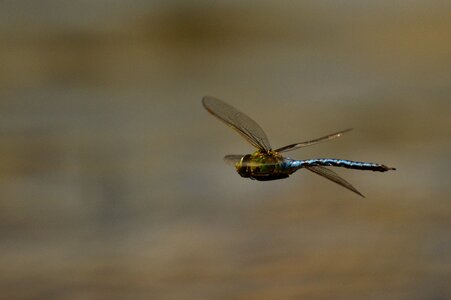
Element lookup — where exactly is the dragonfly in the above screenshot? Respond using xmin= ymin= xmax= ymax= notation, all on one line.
xmin=202 ymin=96 xmax=395 ymax=197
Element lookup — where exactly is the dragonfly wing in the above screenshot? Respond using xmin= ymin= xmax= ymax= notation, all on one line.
xmin=224 ymin=154 xmax=279 ymax=167
xmin=224 ymin=154 xmax=244 ymax=166
xmin=305 ymin=165 xmax=365 ymax=197
xmin=275 ymin=128 xmax=352 ymax=153
xmin=202 ymin=96 xmax=272 ymax=151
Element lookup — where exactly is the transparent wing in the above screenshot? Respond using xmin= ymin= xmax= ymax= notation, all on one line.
xmin=305 ymin=165 xmax=364 ymax=197
xmin=224 ymin=154 xmax=280 ymax=168
xmin=224 ymin=154 xmax=244 ymax=166
xmin=275 ymin=128 xmax=352 ymax=153
xmin=202 ymin=96 xmax=272 ymax=152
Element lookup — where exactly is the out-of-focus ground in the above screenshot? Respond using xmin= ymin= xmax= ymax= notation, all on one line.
xmin=0 ymin=1 xmax=450 ymax=299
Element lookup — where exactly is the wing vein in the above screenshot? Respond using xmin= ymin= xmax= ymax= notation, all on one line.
xmin=202 ymin=96 xmax=272 ymax=151
xmin=306 ymin=165 xmax=365 ymax=197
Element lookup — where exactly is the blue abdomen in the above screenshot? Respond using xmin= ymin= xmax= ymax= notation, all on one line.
xmin=292 ymin=158 xmax=394 ymax=172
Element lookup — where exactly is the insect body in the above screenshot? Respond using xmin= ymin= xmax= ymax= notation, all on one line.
xmin=236 ymin=150 xmax=291 ymax=180
xmin=202 ymin=96 xmax=395 ymax=197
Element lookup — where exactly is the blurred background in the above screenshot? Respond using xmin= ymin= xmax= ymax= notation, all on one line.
xmin=0 ymin=1 xmax=450 ymax=299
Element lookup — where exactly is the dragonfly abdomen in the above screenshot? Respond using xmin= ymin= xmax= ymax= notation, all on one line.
xmin=293 ymin=158 xmax=395 ymax=172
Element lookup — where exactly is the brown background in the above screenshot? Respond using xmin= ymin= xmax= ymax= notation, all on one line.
xmin=1 ymin=1 xmax=450 ymax=299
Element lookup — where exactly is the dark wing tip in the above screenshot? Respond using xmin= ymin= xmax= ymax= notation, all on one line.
xmin=355 ymin=190 xmax=366 ymax=198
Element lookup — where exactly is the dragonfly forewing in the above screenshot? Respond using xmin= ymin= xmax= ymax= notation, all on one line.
xmin=202 ymin=96 xmax=272 ymax=152
xmin=275 ymin=128 xmax=353 ymax=153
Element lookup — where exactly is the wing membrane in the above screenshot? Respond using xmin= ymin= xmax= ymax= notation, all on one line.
xmin=224 ymin=154 xmax=244 ymax=166
xmin=202 ymin=96 xmax=272 ymax=151
xmin=275 ymin=129 xmax=352 ymax=153
xmin=305 ymin=165 xmax=364 ymax=197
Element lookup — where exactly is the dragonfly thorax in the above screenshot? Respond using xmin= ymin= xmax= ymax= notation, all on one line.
xmin=235 ymin=151 xmax=292 ymax=181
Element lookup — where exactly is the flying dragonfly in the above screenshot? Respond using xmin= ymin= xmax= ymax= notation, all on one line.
xmin=202 ymin=96 xmax=395 ymax=197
